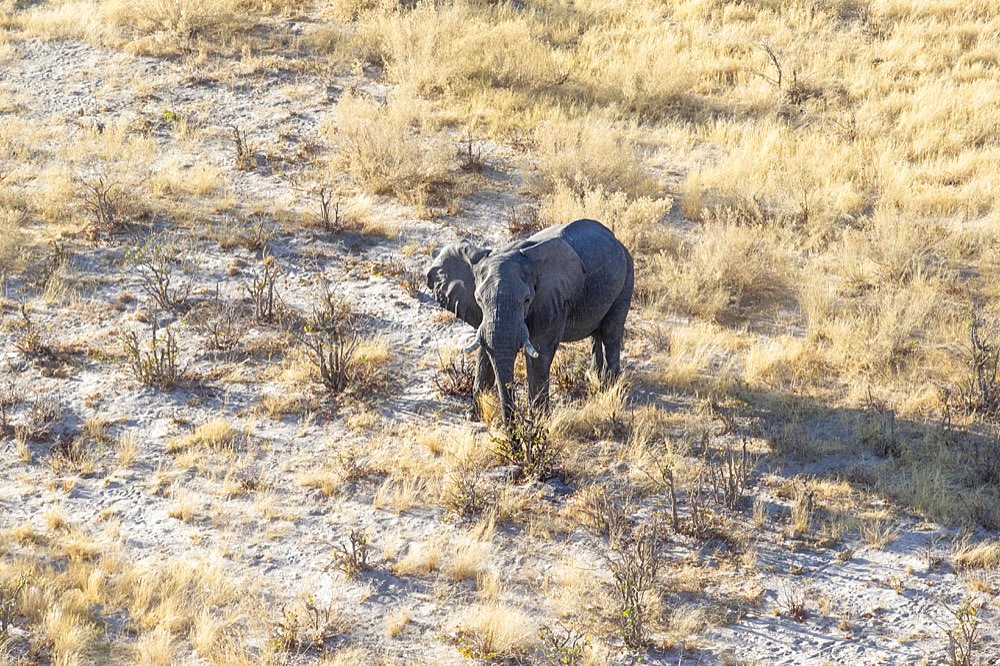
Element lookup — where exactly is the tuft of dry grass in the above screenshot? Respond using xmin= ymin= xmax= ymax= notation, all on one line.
xmin=954 ymin=539 xmax=1000 ymax=570
xmin=325 ymin=92 xmax=453 ymax=205
xmin=457 ymin=603 xmax=537 ymax=660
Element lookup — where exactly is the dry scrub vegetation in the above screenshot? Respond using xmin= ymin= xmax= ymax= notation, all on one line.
xmin=2 ymin=0 xmax=1000 ymax=663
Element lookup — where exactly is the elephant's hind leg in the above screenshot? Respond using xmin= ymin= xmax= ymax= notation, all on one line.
xmin=598 ymin=290 xmax=632 ymax=383
xmin=590 ymin=333 xmax=607 ymax=379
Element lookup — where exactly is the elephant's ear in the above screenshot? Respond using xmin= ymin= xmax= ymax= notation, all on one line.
xmin=426 ymin=242 xmax=490 ymax=328
xmin=520 ymin=238 xmax=585 ymax=318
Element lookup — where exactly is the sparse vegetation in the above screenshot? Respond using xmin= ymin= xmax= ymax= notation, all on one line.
xmin=121 ymin=319 xmax=181 ymax=388
xmin=2 ymin=0 xmax=1000 ymax=663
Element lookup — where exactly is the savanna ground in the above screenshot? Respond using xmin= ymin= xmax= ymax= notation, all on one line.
xmin=1 ymin=0 xmax=1000 ymax=664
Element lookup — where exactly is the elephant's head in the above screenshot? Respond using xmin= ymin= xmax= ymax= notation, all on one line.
xmin=427 ymin=236 xmax=585 ymax=419
xmin=471 ymin=238 xmax=585 ymax=416
xmin=426 ymin=241 xmax=491 ymax=328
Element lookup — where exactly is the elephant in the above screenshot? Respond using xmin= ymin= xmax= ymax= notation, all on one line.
xmin=426 ymin=218 xmax=634 ymax=421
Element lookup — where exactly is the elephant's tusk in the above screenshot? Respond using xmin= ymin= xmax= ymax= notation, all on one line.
xmin=464 ymin=338 xmax=481 ymax=353
xmin=523 ymin=337 xmax=540 ymax=359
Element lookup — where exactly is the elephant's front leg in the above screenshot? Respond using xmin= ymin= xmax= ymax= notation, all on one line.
xmin=470 ymin=347 xmax=496 ymax=420
xmin=525 ymin=350 xmax=554 ymax=414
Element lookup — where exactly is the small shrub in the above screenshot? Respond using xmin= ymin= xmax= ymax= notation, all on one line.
xmin=959 ymin=308 xmax=1000 ymax=417
xmin=78 ymin=172 xmax=128 ymax=237
xmin=433 ymin=352 xmax=474 ymax=397
xmin=940 ymin=597 xmax=982 ymax=666
xmin=16 ymin=396 xmax=62 ymax=442
xmin=121 ymin=319 xmax=181 ymax=389
xmin=493 ymin=403 xmax=557 ymax=481
xmin=443 ymin=457 xmax=493 ymax=517
xmin=125 ymin=233 xmax=192 ymax=312
xmin=243 ymin=254 xmax=283 ymax=322
xmin=606 ymin=520 xmax=663 ymax=649
xmin=232 ymin=125 xmax=255 ymax=170
xmin=0 ymin=377 xmax=21 ymax=435
xmin=706 ymin=438 xmax=755 ymax=510
xmin=778 ymin=586 xmax=808 ymax=622
xmin=185 ymin=296 xmax=248 ymax=352
xmin=577 ymin=484 xmax=633 ymax=543
xmin=539 ymin=623 xmax=590 ymax=666
xmin=14 ymin=304 xmax=52 ymax=359
xmin=332 ymin=529 xmax=371 ymax=579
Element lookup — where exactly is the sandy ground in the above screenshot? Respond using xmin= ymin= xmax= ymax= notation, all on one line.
xmin=1 ymin=37 xmax=998 ymax=665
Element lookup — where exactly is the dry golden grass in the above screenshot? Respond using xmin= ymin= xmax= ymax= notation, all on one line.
xmin=954 ymin=539 xmax=1000 ymax=570
xmin=2 ymin=0 xmax=1000 ymax=661
xmin=457 ymin=603 xmax=537 ymax=660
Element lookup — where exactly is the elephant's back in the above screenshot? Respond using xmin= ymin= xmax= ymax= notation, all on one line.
xmin=557 ymin=219 xmax=633 ymax=341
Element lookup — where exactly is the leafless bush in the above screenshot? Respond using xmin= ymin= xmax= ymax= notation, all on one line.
xmin=232 ymin=125 xmax=255 ymax=170
xmin=861 ymin=387 xmax=900 ymax=457
xmin=778 ymin=586 xmax=808 ymax=622
xmin=641 ymin=452 xmax=714 ymax=538
xmin=125 ymin=233 xmax=191 ymax=312
xmin=0 ymin=377 xmax=21 ymax=435
xmin=186 ymin=293 xmax=249 ymax=352
xmin=578 ymin=484 xmax=634 ymax=543
xmin=960 ymin=308 xmax=1000 ymax=417
xmin=605 ymin=520 xmax=663 ymax=649
xmin=707 ymin=438 xmax=755 ymax=510
xmin=292 ymin=290 xmax=369 ymax=395
xmin=433 ymin=353 xmax=474 ymax=397
xmin=506 ymin=204 xmax=542 ymax=238
xmin=121 ymin=319 xmax=181 ymax=389
xmin=539 ymin=623 xmax=590 ymax=666
xmin=457 ymin=134 xmax=487 ymax=173
xmin=316 ymin=186 xmax=339 ymax=231
xmin=16 ymin=396 xmax=62 ymax=442
xmin=243 ymin=254 xmax=283 ymax=323
xmin=78 ymin=173 xmax=129 ymax=237
xmin=332 ymin=528 xmax=371 ymax=579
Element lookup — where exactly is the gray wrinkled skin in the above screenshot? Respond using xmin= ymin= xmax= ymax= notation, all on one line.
xmin=427 ymin=219 xmax=634 ymax=421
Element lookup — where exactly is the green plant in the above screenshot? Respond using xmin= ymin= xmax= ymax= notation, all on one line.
xmin=606 ymin=520 xmax=662 ymax=649
xmin=492 ymin=401 xmax=557 ymax=481
xmin=332 ymin=528 xmax=371 ymax=579
xmin=539 ymin=623 xmax=590 ymax=666
xmin=121 ymin=319 xmax=181 ymax=389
